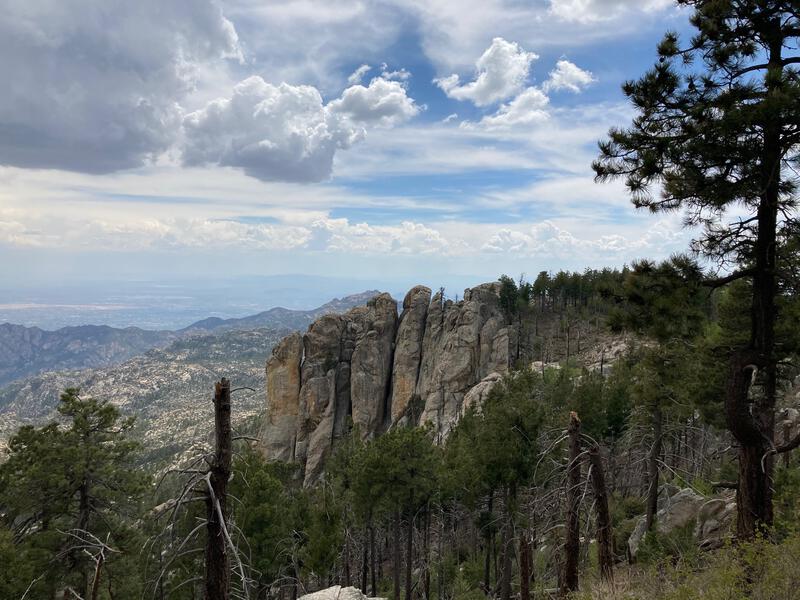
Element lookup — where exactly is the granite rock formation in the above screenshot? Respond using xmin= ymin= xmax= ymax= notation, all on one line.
xmin=259 ymin=283 xmax=512 ymax=483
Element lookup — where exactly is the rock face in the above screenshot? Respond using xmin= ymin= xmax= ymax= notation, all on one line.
xmin=259 ymin=283 xmax=512 ymax=483
xmin=628 ymin=486 xmax=736 ymax=557
xmin=390 ymin=286 xmax=431 ymax=424
xmin=416 ymin=284 xmax=511 ymax=437
xmin=300 ymin=586 xmax=383 ymax=600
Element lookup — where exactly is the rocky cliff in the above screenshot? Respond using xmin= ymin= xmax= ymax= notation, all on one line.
xmin=259 ymin=282 xmax=513 ymax=484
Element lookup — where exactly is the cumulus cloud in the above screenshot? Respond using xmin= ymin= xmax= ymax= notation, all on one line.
xmin=182 ymin=75 xmax=419 ymax=182
xmin=329 ymin=78 xmax=421 ymax=126
xmin=481 ymin=219 xmax=685 ymax=258
xmin=549 ymin=0 xmax=673 ymax=23
xmin=434 ymin=37 xmax=538 ymax=106
xmin=473 ymin=87 xmax=550 ymax=129
xmin=0 ymin=210 xmax=453 ymax=256
xmin=543 ymin=59 xmax=596 ymax=93
xmin=0 ymin=0 xmax=241 ymax=173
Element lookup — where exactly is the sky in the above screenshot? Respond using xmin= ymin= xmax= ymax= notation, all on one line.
xmin=0 ymin=0 xmax=700 ymax=301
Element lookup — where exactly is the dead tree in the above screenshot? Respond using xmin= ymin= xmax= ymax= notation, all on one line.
xmin=645 ymin=399 xmax=663 ymax=532
xmin=519 ymin=531 xmax=531 ymax=600
xmin=561 ymin=412 xmax=582 ymax=597
xmin=587 ymin=444 xmax=614 ymax=584
xmin=206 ymin=378 xmax=232 ymax=600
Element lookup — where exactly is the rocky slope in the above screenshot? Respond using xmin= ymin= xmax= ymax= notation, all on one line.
xmin=0 ymin=291 xmax=381 ymax=387
xmin=0 ymin=323 xmax=176 ymax=386
xmin=0 ymin=328 xmax=288 ymax=462
xmin=260 ymin=282 xmax=515 ymax=484
xmin=0 ymin=291 xmax=383 ymax=463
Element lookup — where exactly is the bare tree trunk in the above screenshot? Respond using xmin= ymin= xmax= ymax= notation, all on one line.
xmin=370 ymin=523 xmax=377 ymax=597
xmin=345 ymin=530 xmax=352 ymax=587
xmin=483 ymin=491 xmax=494 ymax=594
xmin=499 ymin=486 xmax=514 ymax=600
xmin=394 ymin=510 xmax=401 ymax=600
xmin=423 ymin=507 xmax=431 ymax=600
xmin=645 ymin=399 xmax=663 ymax=532
xmin=561 ymin=412 xmax=581 ymax=597
xmin=438 ymin=507 xmax=445 ymax=600
xmin=588 ymin=444 xmax=614 ymax=584
xmin=405 ymin=510 xmax=413 ymax=600
xmin=90 ymin=553 xmax=104 ymax=600
xmin=205 ymin=378 xmax=232 ymax=600
xmin=361 ymin=527 xmax=368 ymax=594
xmin=519 ymin=531 xmax=530 ymax=600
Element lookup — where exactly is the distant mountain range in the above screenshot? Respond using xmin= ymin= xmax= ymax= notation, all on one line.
xmin=0 ymin=291 xmax=380 ymax=387
xmin=0 ymin=328 xmax=287 ymax=464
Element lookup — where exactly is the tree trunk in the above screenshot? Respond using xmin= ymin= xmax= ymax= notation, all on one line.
xmin=645 ymin=399 xmax=662 ymax=532
xmin=499 ymin=486 xmax=514 ymax=600
xmin=588 ymin=444 xmax=614 ymax=584
xmin=205 ymin=378 xmax=232 ymax=600
xmin=361 ymin=527 xmax=368 ymax=594
xmin=561 ymin=412 xmax=581 ymax=597
xmin=394 ymin=510 xmax=401 ymax=600
xmin=423 ymin=507 xmax=431 ymax=600
xmin=483 ymin=491 xmax=494 ymax=593
xmin=77 ymin=479 xmax=91 ymax=598
xmin=405 ymin=510 xmax=413 ymax=600
xmin=519 ymin=532 xmax=530 ymax=600
xmin=345 ymin=530 xmax=352 ymax=587
xmin=371 ymin=523 xmax=378 ymax=597
xmin=724 ymin=26 xmax=783 ymax=541
xmin=438 ymin=507 xmax=445 ymax=600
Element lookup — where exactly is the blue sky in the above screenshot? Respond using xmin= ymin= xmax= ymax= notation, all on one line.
xmin=0 ymin=0 xmax=699 ymax=296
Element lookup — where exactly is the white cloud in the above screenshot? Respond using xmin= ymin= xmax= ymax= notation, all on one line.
xmin=434 ymin=37 xmax=538 ymax=106
xmin=481 ymin=219 xmax=686 ymax=258
xmin=329 ymin=78 xmax=421 ymax=126
xmin=182 ymin=75 xmax=419 ymax=182
xmin=380 ymin=64 xmax=412 ymax=81
xmin=548 ymin=0 xmax=673 ymax=23
xmin=543 ymin=59 xmax=596 ymax=93
xmin=471 ymin=86 xmax=550 ymax=129
xmin=0 ymin=0 xmax=241 ymax=173
xmin=347 ymin=64 xmax=372 ymax=85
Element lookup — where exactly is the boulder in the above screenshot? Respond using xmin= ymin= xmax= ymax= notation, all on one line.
xmin=628 ymin=486 xmax=735 ymax=557
xmin=300 ymin=586 xmax=384 ymax=600
xmin=462 ymin=372 xmax=503 ymax=415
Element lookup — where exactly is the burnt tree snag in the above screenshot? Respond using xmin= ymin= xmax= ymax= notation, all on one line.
xmin=206 ymin=378 xmax=232 ymax=600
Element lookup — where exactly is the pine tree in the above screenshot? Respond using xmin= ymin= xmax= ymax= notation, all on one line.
xmin=594 ymin=1 xmax=800 ymax=538
xmin=0 ymin=388 xmax=146 ymax=597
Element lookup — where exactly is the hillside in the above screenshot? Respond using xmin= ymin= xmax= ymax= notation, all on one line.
xmin=0 ymin=323 xmax=176 ymax=387
xmin=0 ymin=328 xmax=286 ymax=463
xmin=0 ymin=291 xmax=381 ymax=387
xmin=180 ymin=290 xmax=381 ymax=333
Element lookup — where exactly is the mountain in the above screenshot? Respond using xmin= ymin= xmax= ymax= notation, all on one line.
xmin=181 ymin=290 xmax=382 ymax=333
xmin=0 ymin=328 xmax=287 ymax=464
xmin=0 ymin=323 xmax=176 ymax=387
xmin=0 ymin=290 xmax=385 ymax=462
xmin=0 ymin=291 xmax=382 ymax=387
